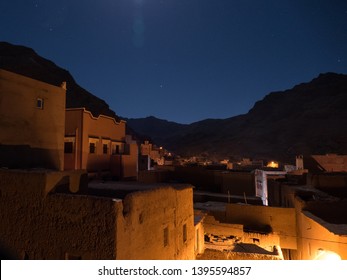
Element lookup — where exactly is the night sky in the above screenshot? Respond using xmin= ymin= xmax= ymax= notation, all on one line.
xmin=1 ymin=0 xmax=347 ymax=124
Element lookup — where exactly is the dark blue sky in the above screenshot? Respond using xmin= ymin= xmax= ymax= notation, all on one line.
xmin=1 ymin=0 xmax=347 ymax=124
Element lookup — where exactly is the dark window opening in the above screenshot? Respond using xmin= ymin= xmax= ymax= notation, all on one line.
xmin=103 ymin=144 xmax=108 ymax=154
xmin=112 ymin=145 xmax=120 ymax=155
xmin=89 ymin=143 xmax=96 ymax=154
xmin=64 ymin=142 xmax=73 ymax=153
xmin=36 ymin=98 xmax=44 ymax=109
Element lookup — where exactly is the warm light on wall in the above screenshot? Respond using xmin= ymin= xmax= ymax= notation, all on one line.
xmin=267 ymin=161 xmax=279 ymax=168
xmin=315 ymin=249 xmax=341 ymax=260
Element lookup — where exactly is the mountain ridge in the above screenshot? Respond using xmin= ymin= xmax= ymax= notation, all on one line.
xmin=126 ymin=72 xmax=347 ymax=163
xmin=2 ymin=41 xmax=347 ymax=163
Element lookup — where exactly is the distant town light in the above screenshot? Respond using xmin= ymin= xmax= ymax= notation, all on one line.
xmin=267 ymin=161 xmax=279 ymax=168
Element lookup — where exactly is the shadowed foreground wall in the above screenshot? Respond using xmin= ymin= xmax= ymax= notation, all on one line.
xmin=0 ymin=170 xmax=118 ymax=259
xmin=0 ymin=170 xmax=194 ymax=259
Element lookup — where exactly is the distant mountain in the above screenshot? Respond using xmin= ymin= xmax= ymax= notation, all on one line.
xmin=124 ymin=116 xmax=189 ymax=143
xmin=127 ymin=73 xmax=347 ymax=163
xmin=0 ymin=42 xmax=118 ymax=119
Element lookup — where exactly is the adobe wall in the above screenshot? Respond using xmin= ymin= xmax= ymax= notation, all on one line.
xmin=44 ymin=194 xmax=119 ymax=259
xmin=65 ymin=109 xmax=136 ymax=177
xmin=225 ymin=204 xmax=297 ymax=249
xmin=194 ymin=220 xmax=205 ymax=255
xmin=197 ymin=248 xmax=280 ymax=260
xmin=138 ymin=170 xmax=172 ymax=183
xmin=267 ymin=179 xmax=282 ymax=206
xmin=121 ymin=143 xmax=138 ymax=179
xmin=221 ymin=172 xmax=255 ymax=196
xmin=116 ymin=186 xmax=195 ymax=260
xmin=311 ymin=155 xmax=347 ymax=172
xmin=308 ymin=173 xmax=347 ymax=188
xmin=0 ymin=169 xmax=118 ymax=259
xmin=203 ymin=215 xmax=244 ymax=236
xmin=296 ymin=211 xmax=347 ymax=260
xmin=81 ymin=110 xmax=125 ymax=172
xmin=172 ymin=167 xmax=254 ymax=195
xmin=64 ymin=109 xmax=83 ymax=169
xmin=0 ymin=69 xmax=65 ymax=170
xmin=173 ymin=167 xmax=222 ymax=192
xmin=83 ymin=110 xmax=125 ymax=140
xmin=203 ymin=215 xmax=281 ymax=253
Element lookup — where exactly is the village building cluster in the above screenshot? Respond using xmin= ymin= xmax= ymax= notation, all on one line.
xmin=0 ymin=69 xmax=346 ymax=260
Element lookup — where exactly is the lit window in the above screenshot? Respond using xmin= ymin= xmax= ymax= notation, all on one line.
xmin=267 ymin=161 xmax=279 ymax=168
xmin=36 ymin=98 xmax=44 ymax=109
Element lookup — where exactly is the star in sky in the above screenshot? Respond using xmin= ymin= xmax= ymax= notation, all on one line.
xmin=1 ymin=0 xmax=347 ymax=124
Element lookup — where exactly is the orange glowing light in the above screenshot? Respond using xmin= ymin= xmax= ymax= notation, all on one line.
xmin=267 ymin=161 xmax=279 ymax=168
xmin=315 ymin=249 xmax=341 ymax=260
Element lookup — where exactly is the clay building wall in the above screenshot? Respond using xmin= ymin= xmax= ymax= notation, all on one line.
xmin=311 ymin=154 xmax=347 ymax=173
xmin=296 ymin=211 xmax=347 ymax=260
xmin=0 ymin=169 xmax=118 ymax=259
xmin=172 ymin=167 xmax=254 ymax=194
xmin=173 ymin=166 xmax=221 ymax=192
xmin=224 ymin=204 xmax=297 ymax=249
xmin=220 ymin=171 xmax=255 ymax=196
xmin=65 ymin=108 xmax=126 ymax=171
xmin=0 ymin=170 xmax=194 ymax=260
xmin=65 ymin=109 xmax=137 ymax=179
xmin=116 ymin=186 xmax=195 ymax=260
xmin=194 ymin=216 xmax=205 ymax=256
xmin=120 ymin=143 xmax=138 ymax=179
xmin=0 ymin=69 xmax=66 ymax=170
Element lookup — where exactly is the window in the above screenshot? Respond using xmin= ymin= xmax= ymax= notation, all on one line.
xmin=103 ymin=143 xmax=108 ymax=154
xmin=112 ymin=144 xmax=120 ymax=155
xmin=163 ymin=227 xmax=169 ymax=247
xmin=89 ymin=142 xmax=96 ymax=154
xmin=89 ymin=138 xmax=99 ymax=154
xmin=64 ymin=142 xmax=73 ymax=153
xmin=183 ymin=224 xmax=187 ymax=243
xmin=36 ymin=98 xmax=44 ymax=109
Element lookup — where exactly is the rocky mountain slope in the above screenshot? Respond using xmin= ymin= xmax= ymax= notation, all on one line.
xmin=127 ymin=73 xmax=347 ymax=163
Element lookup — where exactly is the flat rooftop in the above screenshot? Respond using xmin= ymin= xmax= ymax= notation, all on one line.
xmin=87 ymin=180 xmax=193 ymax=199
xmin=303 ymin=211 xmax=347 ymax=236
xmin=194 ymin=190 xmax=263 ymax=205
